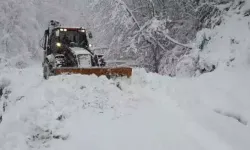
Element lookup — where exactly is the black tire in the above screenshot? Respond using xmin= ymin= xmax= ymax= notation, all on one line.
xmin=43 ymin=61 xmax=51 ymax=80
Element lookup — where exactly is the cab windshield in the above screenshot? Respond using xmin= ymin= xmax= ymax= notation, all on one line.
xmin=58 ymin=30 xmax=88 ymax=48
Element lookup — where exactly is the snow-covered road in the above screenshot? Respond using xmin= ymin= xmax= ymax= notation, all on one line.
xmin=1 ymin=66 xmax=250 ymax=150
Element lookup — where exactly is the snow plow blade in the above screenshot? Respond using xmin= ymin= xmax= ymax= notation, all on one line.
xmin=53 ymin=67 xmax=132 ymax=78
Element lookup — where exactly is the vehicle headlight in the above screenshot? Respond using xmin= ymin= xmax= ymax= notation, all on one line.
xmin=56 ymin=42 xmax=62 ymax=47
xmin=60 ymin=28 xmax=67 ymax=31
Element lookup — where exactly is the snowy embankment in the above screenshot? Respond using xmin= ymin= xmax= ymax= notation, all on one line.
xmin=1 ymin=65 xmax=250 ymax=150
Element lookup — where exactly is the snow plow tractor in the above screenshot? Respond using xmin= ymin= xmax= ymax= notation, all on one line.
xmin=41 ymin=20 xmax=132 ymax=79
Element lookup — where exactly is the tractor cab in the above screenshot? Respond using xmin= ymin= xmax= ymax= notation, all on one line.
xmin=55 ymin=27 xmax=92 ymax=49
xmin=43 ymin=20 xmax=93 ymax=56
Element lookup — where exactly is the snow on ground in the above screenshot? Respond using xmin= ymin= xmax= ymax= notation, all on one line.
xmin=1 ymin=65 xmax=250 ymax=150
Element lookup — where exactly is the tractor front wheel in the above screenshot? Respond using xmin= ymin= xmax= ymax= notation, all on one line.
xmin=43 ymin=61 xmax=51 ymax=80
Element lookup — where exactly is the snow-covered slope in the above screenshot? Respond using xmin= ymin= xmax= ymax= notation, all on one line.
xmin=195 ymin=1 xmax=250 ymax=72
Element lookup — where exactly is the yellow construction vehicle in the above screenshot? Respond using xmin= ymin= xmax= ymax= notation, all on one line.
xmin=41 ymin=20 xmax=132 ymax=79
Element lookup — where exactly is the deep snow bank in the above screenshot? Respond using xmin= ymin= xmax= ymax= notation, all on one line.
xmin=1 ymin=67 xmax=250 ymax=150
xmin=0 ymin=66 xmax=139 ymax=150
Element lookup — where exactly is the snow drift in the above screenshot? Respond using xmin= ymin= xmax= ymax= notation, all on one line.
xmin=1 ymin=66 xmax=250 ymax=150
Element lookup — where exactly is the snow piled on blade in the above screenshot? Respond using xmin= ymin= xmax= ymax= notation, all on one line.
xmin=1 ymin=67 xmax=250 ymax=150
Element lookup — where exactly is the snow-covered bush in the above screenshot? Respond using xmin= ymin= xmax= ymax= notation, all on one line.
xmin=192 ymin=0 xmax=250 ymax=72
xmin=0 ymin=77 xmax=11 ymax=124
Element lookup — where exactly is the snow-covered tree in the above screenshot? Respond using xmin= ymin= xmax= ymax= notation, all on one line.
xmin=84 ymin=0 xmax=238 ymax=76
